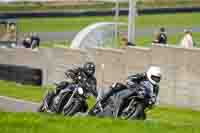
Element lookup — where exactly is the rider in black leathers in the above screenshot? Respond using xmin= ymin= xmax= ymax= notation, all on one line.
xmin=44 ymin=62 xmax=98 ymax=111
xmin=95 ymin=66 xmax=161 ymax=113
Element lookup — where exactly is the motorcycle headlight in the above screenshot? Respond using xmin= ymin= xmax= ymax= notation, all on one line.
xmin=78 ymin=87 xmax=84 ymax=95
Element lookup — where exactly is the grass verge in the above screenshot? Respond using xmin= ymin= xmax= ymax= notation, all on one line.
xmin=0 ymin=80 xmax=47 ymax=102
xmin=1 ymin=0 xmax=200 ymax=12
xmin=0 ymin=2 xmax=115 ymax=12
xmin=18 ymin=13 xmax=200 ymax=32
xmin=40 ymin=41 xmax=70 ymax=48
xmin=0 ymin=107 xmax=199 ymax=133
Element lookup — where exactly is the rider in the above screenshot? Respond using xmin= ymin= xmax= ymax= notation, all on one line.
xmin=97 ymin=66 xmax=162 ymax=107
xmin=43 ymin=62 xmax=97 ymax=110
xmin=62 ymin=61 xmax=97 ymax=97
xmin=126 ymin=66 xmax=161 ymax=104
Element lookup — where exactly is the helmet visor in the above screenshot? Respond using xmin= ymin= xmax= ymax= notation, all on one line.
xmin=151 ymin=75 xmax=161 ymax=83
xmin=87 ymin=69 xmax=94 ymax=75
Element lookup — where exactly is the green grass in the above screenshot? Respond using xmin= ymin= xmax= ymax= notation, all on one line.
xmin=0 ymin=2 xmax=116 ymax=12
xmin=40 ymin=41 xmax=70 ymax=48
xmin=0 ymin=80 xmax=47 ymax=102
xmin=1 ymin=0 xmax=200 ymax=12
xmin=0 ymin=107 xmax=199 ymax=133
xmin=18 ymin=13 xmax=200 ymax=32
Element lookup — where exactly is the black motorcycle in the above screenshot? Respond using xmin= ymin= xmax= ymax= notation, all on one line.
xmin=88 ymin=82 xmax=156 ymax=120
xmin=38 ymin=74 xmax=89 ymax=116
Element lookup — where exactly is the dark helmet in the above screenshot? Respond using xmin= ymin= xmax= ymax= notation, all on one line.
xmin=160 ymin=27 xmax=165 ymax=33
xmin=83 ymin=62 xmax=95 ymax=76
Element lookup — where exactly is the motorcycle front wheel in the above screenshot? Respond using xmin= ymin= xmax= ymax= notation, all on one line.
xmin=63 ymin=98 xmax=85 ymax=116
xmin=37 ymin=91 xmax=56 ymax=112
xmin=37 ymin=102 xmax=45 ymax=112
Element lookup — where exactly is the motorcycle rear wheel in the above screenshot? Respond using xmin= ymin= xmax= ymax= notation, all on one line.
xmin=120 ymin=103 xmax=146 ymax=120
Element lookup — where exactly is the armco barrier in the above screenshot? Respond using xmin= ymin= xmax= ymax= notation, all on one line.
xmin=0 ymin=45 xmax=200 ymax=110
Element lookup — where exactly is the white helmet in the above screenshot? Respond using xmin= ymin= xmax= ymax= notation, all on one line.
xmin=147 ymin=66 xmax=162 ymax=85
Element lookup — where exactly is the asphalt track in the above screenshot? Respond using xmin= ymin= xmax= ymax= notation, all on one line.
xmin=0 ymin=96 xmax=39 ymax=112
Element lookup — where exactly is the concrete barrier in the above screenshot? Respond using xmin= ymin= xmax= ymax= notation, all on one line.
xmin=125 ymin=47 xmax=151 ymax=76
xmin=46 ymin=48 xmax=87 ymax=84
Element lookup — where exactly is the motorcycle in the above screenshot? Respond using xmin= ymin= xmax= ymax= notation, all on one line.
xmin=38 ymin=73 xmax=90 ymax=116
xmin=88 ymin=82 xmax=156 ymax=120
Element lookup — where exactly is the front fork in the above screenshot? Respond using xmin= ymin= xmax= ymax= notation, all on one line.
xmin=63 ymin=88 xmax=78 ymax=110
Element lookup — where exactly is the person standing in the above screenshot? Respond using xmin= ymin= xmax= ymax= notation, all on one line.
xmin=180 ymin=29 xmax=193 ymax=48
xmin=153 ymin=27 xmax=168 ymax=45
xmin=120 ymin=36 xmax=135 ymax=49
xmin=22 ymin=35 xmax=31 ymax=48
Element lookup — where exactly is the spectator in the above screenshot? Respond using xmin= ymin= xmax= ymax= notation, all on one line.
xmin=120 ymin=37 xmax=128 ymax=49
xmin=8 ymin=22 xmax=16 ymax=42
xmin=153 ymin=27 xmax=168 ymax=45
xmin=30 ymin=32 xmax=40 ymax=49
xmin=9 ymin=23 xmax=16 ymax=33
xmin=22 ymin=35 xmax=31 ymax=48
xmin=180 ymin=29 xmax=193 ymax=48
xmin=120 ymin=36 xmax=135 ymax=49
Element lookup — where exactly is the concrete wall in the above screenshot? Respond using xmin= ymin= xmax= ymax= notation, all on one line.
xmin=150 ymin=45 xmax=200 ymax=110
xmin=0 ymin=48 xmax=87 ymax=85
xmin=0 ymin=45 xmax=200 ymax=110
